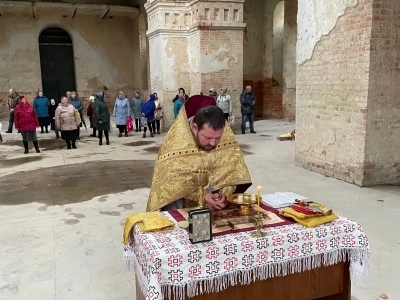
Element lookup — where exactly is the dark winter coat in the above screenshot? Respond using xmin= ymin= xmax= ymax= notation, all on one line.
xmin=95 ymin=96 xmax=110 ymax=131
xmin=141 ymin=95 xmax=156 ymax=120
xmin=239 ymin=90 xmax=256 ymax=114
xmin=87 ymin=102 xmax=97 ymax=128
xmin=33 ymin=96 xmax=50 ymax=117
xmin=68 ymin=96 xmax=83 ymax=112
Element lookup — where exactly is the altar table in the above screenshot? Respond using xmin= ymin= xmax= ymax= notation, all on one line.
xmin=124 ymin=212 xmax=370 ymax=300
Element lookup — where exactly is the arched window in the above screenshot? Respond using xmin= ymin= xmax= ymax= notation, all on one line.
xmin=38 ymin=27 xmax=76 ymax=103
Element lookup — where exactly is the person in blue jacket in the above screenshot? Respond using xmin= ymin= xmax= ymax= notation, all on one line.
xmin=141 ymin=94 xmax=156 ymax=138
xmin=173 ymin=92 xmax=185 ymax=119
xmin=33 ymin=91 xmax=50 ymax=133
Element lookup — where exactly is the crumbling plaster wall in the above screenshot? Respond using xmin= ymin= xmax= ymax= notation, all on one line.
xmin=0 ymin=13 xmax=140 ymax=117
xmin=296 ymin=0 xmax=358 ymax=64
xmin=296 ymin=0 xmax=373 ymax=185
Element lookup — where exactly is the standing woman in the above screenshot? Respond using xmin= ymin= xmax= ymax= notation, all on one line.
xmin=87 ymin=95 xmax=97 ymax=137
xmin=55 ymin=96 xmax=80 ymax=149
xmin=68 ymin=91 xmax=83 ymax=140
xmin=14 ymin=96 xmax=41 ymax=154
xmin=141 ymin=94 xmax=156 ymax=138
xmin=153 ymin=92 xmax=163 ymax=134
xmin=48 ymin=99 xmax=60 ymax=140
xmin=95 ymin=91 xmax=110 ymax=145
xmin=113 ymin=91 xmax=130 ymax=137
xmin=33 ymin=91 xmax=50 ymax=133
xmin=131 ymin=91 xmax=143 ymax=132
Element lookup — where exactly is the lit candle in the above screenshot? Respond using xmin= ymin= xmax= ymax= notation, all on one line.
xmin=257 ymin=186 xmax=261 ymax=208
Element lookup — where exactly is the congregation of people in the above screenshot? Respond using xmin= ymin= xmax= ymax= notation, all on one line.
xmin=4 ymin=85 xmax=257 ymax=153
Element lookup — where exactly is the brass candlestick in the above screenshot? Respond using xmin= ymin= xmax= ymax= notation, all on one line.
xmin=192 ymin=170 xmax=209 ymax=209
xmin=251 ymin=211 xmax=266 ymax=238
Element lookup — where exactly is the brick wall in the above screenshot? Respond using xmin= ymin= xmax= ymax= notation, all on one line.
xmin=363 ymin=0 xmax=400 ymax=185
xmin=295 ymin=0 xmax=373 ymax=185
xmin=243 ymin=79 xmax=282 ymax=119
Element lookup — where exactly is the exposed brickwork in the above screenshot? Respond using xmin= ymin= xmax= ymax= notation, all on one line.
xmin=146 ymin=0 xmax=245 ymax=131
xmin=243 ymin=79 xmax=282 ymax=119
xmin=363 ymin=0 xmax=400 ymax=185
xmin=296 ymin=0 xmax=373 ymax=186
xmin=283 ymin=88 xmax=296 ymax=122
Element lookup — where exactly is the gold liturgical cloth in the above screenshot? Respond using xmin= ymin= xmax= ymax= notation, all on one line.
xmin=146 ymin=105 xmax=252 ymax=212
xmin=123 ymin=212 xmax=175 ymax=245
xmin=280 ymin=202 xmax=338 ymax=228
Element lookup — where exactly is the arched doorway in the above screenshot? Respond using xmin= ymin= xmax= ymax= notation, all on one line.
xmin=38 ymin=27 xmax=76 ymax=103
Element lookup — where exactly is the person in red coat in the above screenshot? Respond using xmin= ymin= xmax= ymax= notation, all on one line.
xmin=14 ymin=96 xmax=41 ymax=154
xmin=87 ymin=95 xmax=97 ymax=137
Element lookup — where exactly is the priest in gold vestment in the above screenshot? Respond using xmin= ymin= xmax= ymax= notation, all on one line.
xmin=146 ymin=95 xmax=252 ymax=212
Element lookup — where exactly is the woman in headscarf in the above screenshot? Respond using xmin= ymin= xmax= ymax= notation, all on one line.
xmin=14 ymin=96 xmax=41 ymax=154
xmin=87 ymin=95 xmax=97 ymax=137
xmin=153 ymin=92 xmax=163 ymax=134
xmin=94 ymin=91 xmax=110 ymax=145
xmin=33 ymin=91 xmax=50 ymax=134
xmin=141 ymin=94 xmax=156 ymax=138
xmin=55 ymin=96 xmax=80 ymax=149
xmin=68 ymin=91 xmax=83 ymax=140
xmin=131 ymin=91 xmax=143 ymax=132
xmin=113 ymin=91 xmax=130 ymax=137
xmin=48 ymin=99 xmax=60 ymax=140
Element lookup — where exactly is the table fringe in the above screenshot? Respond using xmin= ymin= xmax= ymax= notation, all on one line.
xmin=125 ymin=247 xmax=370 ymax=300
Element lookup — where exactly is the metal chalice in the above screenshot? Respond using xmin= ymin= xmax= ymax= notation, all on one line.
xmin=191 ymin=170 xmax=209 ymax=209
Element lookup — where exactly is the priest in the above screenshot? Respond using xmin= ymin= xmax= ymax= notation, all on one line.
xmin=146 ymin=95 xmax=252 ymax=212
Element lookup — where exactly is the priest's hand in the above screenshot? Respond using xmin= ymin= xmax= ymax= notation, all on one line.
xmin=205 ymin=193 xmax=227 ymax=210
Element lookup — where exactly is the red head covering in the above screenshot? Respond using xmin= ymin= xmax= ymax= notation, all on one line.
xmin=19 ymin=96 xmax=30 ymax=105
xmin=184 ymin=95 xmax=217 ymax=119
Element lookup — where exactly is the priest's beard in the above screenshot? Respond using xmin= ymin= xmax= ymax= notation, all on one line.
xmin=195 ymin=132 xmax=216 ymax=152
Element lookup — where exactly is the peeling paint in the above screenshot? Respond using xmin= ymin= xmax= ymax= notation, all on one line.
xmin=297 ymin=0 xmax=358 ymax=65
xmin=201 ymin=45 xmax=231 ymax=73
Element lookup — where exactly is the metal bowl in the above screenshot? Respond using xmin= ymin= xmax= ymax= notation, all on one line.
xmin=227 ymin=193 xmax=258 ymax=205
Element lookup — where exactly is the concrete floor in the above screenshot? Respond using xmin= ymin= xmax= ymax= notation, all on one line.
xmin=0 ymin=119 xmax=399 ymax=300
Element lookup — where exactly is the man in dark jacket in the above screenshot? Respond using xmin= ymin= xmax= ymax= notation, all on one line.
xmin=6 ymin=89 xmax=20 ymax=133
xmin=240 ymin=85 xmax=256 ymax=134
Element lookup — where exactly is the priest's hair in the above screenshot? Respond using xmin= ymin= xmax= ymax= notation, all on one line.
xmin=193 ymin=105 xmax=226 ymax=130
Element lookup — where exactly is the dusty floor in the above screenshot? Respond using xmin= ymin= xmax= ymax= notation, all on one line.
xmin=0 ymin=118 xmax=399 ymax=300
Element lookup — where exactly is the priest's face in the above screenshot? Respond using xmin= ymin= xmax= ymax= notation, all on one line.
xmin=192 ymin=123 xmax=224 ymax=151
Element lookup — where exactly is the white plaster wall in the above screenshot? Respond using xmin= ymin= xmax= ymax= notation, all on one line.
xmin=273 ymin=1 xmax=284 ymax=84
xmin=0 ymin=14 xmax=140 ymax=99
xmin=297 ymin=0 xmax=358 ymax=64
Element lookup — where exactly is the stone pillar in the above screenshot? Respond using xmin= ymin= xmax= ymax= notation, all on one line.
xmin=295 ymin=0 xmax=400 ymax=186
xmin=363 ymin=0 xmax=400 ymax=185
xmin=144 ymin=0 xmax=245 ymax=129
xmin=282 ymin=0 xmax=297 ymax=122
xmin=138 ymin=13 xmax=149 ymax=92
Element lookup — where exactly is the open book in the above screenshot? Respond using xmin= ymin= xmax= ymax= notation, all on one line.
xmin=261 ymin=192 xmax=308 ymax=209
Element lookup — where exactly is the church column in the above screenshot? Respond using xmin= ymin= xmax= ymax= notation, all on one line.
xmin=144 ymin=0 xmax=245 ymax=130
xmin=282 ymin=0 xmax=297 ymax=122
xmin=191 ymin=0 xmax=246 ymax=122
xmin=145 ymin=1 xmax=191 ymax=128
xmin=138 ymin=13 xmax=149 ymax=92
